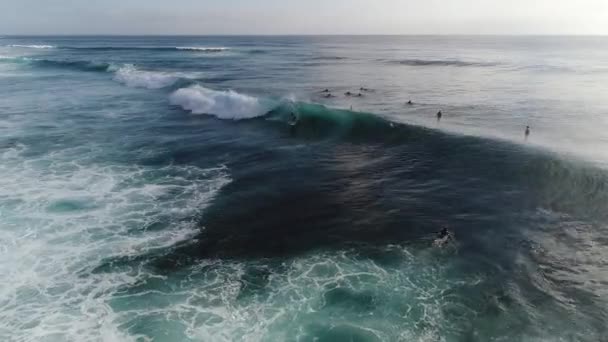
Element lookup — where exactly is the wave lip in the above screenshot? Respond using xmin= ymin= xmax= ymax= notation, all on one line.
xmin=175 ymin=46 xmax=229 ymax=52
xmin=170 ymin=85 xmax=272 ymax=119
xmin=7 ymin=44 xmax=55 ymax=49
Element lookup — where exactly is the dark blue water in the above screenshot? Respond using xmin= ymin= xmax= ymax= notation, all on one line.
xmin=1 ymin=36 xmax=608 ymax=342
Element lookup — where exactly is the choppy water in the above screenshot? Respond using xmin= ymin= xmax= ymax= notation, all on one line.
xmin=1 ymin=36 xmax=608 ymax=342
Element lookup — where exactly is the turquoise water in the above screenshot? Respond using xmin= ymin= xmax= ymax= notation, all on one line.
xmin=1 ymin=36 xmax=608 ymax=341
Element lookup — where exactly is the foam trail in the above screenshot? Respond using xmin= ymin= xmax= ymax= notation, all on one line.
xmin=170 ymin=85 xmax=273 ymax=119
xmin=176 ymin=47 xmax=229 ymax=52
xmin=8 ymin=44 xmax=55 ymax=49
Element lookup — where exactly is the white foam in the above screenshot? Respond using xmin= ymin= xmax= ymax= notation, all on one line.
xmin=0 ymin=144 xmax=230 ymax=342
xmin=112 ymin=64 xmax=205 ymax=89
xmin=161 ymin=246 xmax=461 ymax=341
xmin=112 ymin=64 xmax=179 ymax=89
xmin=8 ymin=44 xmax=55 ymax=49
xmin=176 ymin=47 xmax=228 ymax=52
xmin=170 ymin=85 xmax=273 ymax=119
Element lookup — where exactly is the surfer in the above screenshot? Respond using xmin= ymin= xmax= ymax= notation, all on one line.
xmin=436 ymin=110 xmax=442 ymax=122
xmin=323 ymin=93 xmax=334 ymax=98
xmin=433 ymin=227 xmax=454 ymax=247
xmin=345 ymin=91 xmax=353 ymax=96
xmin=360 ymin=87 xmax=370 ymax=92
xmin=322 ymin=88 xmax=330 ymax=93
xmin=525 ymin=126 xmax=530 ymax=140
xmin=407 ymin=100 xmax=413 ymax=105
xmin=289 ymin=112 xmax=298 ymax=135
xmin=289 ymin=112 xmax=298 ymax=125
xmin=356 ymin=93 xmax=363 ymax=97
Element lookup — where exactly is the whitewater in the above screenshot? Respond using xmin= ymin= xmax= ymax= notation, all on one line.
xmin=1 ymin=35 xmax=608 ymax=342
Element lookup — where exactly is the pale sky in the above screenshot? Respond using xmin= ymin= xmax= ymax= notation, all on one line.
xmin=1 ymin=0 xmax=608 ymax=35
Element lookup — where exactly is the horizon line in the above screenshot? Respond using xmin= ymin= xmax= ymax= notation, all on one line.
xmin=2 ymin=33 xmax=608 ymax=37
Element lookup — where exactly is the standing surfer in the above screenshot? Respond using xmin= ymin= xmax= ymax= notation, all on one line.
xmin=289 ymin=112 xmax=298 ymax=135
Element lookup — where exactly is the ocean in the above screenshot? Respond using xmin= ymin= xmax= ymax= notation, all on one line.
xmin=1 ymin=35 xmax=607 ymax=341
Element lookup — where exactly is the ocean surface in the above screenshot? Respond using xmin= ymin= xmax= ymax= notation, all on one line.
xmin=1 ymin=36 xmax=608 ymax=342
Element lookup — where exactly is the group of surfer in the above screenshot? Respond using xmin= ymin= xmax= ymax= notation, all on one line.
xmin=321 ymin=87 xmax=371 ymax=98
xmin=316 ymin=90 xmax=532 ymax=141
xmin=407 ymin=101 xmax=531 ymax=138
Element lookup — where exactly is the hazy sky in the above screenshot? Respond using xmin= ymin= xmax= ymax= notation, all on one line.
xmin=1 ymin=0 xmax=608 ymax=35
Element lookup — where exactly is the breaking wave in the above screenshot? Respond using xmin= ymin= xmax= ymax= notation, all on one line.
xmin=108 ymin=64 xmax=201 ymax=89
xmin=169 ymin=85 xmax=274 ymax=120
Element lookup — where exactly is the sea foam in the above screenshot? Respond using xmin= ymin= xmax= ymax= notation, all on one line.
xmin=170 ymin=85 xmax=272 ymax=119
xmin=8 ymin=44 xmax=55 ymax=49
xmin=112 ymin=64 xmax=179 ymax=89
xmin=0 ymin=144 xmax=230 ymax=342
xmin=176 ymin=46 xmax=229 ymax=52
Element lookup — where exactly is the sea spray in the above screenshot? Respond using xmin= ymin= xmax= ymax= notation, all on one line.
xmin=169 ymin=85 xmax=273 ymax=119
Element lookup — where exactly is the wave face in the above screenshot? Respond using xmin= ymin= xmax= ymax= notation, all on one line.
xmin=169 ymin=85 xmax=273 ymax=119
xmin=30 ymin=58 xmax=114 ymax=72
xmin=0 ymin=56 xmax=114 ymax=72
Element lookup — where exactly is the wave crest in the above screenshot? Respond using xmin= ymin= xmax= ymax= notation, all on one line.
xmin=7 ymin=44 xmax=55 ymax=49
xmin=175 ymin=47 xmax=229 ymax=52
xmin=113 ymin=64 xmax=179 ymax=89
xmin=170 ymin=85 xmax=272 ymax=119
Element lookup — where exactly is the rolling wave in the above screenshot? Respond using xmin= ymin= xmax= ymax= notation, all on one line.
xmin=112 ymin=64 xmax=202 ymax=89
xmin=0 ymin=56 xmax=201 ymax=88
xmin=41 ymin=46 xmax=230 ymax=52
xmin=28 ymin=58 xmax=113 ymax=72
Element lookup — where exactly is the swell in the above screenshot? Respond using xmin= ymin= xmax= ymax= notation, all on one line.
xmin=295 ymin=106 xmax=608 ymax=214
xmin=0 ymin=57 xmax=201 ymax=89
xmin=311 ymin=56 xmax=349 ymax=61
xmin=0 ymin=56 xmax=114 ymax=72
xmin=5 ymin=52 xmax=607 ymax=222
xmin=59 ymin=46 xmax=229 ymax=52
xmin=101 ymin=99 xmax=608 ymax=270
xmin=29 ymin=58 xmax=112 ymax=72
xmin=384 ymin=58 xmax=498 ymax=67
xmin=167 ymin=86 xmax=608 ymax=224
